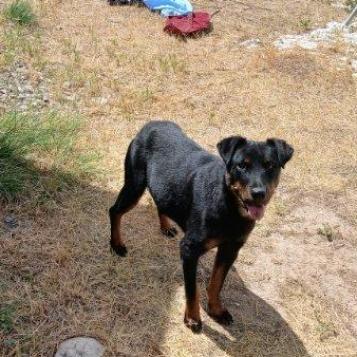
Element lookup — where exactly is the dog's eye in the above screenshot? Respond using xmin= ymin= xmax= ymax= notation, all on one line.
xmin=264 ymin=161 xmax=274 ymax=170
xmin=237 ymin=160 xmax=250 ymax=170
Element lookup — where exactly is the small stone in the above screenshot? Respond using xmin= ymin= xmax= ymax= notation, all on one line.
xmin=43 ymin=93 xmax=50 ymax=103
xmin=240 ymin=38 xmax=261 ymax=49
xmin=55 ymin=337 xmax=105 ymax=357
xmin=4 ymin=216 xmax=18 ymax=229
xmin=23 ymin=85 xmax=34 ymax=93
xmin=351 ymin=59 xmax=357 ymax=72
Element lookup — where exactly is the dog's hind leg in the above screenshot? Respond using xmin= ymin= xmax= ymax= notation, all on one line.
xmin=109 ymin=143 xmax=146 ymax=256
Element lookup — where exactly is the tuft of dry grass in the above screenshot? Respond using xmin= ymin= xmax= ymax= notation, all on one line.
xmin=0 ymin=0 xmax=356 ymax=356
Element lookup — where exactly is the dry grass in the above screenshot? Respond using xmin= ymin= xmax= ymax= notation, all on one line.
xmin=1 ymin=0 xmax=356 ymax=356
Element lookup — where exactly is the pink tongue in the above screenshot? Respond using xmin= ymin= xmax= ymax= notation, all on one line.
xmin=246 ymin=204 xmax=265 ymax=220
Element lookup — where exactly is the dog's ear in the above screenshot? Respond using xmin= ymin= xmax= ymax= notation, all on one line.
xmin=266 ymin=138 xmax=294 ymax=168
xmin=217 ymin=136 xmax=247 ymax=167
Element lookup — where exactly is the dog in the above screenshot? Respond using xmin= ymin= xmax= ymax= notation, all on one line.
xmin=109 ymin=120 xmax=293 ymax=333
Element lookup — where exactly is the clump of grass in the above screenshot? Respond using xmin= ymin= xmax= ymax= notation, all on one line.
xmin=158 ymin=54 xmax=186 ymax=74
xmin=3 ymin=0 xmax=36 ymax=26
xmin=299 ymin=18 xmax=312 ymax=31
xmin=317 ymin=223 xmax=341 ymax=242
xmin=0 ymin=111 xmax=100 ymax=201
xmin=0 ymin=304 xmax=15 ymax=334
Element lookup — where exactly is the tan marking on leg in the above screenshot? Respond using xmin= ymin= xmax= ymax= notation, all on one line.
xmin=203 ymin=237 xmax=221 ymax=251
xmin=111 ymin=213 xmax=125 ymax=247
xmin=111 ymin=202 xmax=137 ymax=248
xmin=207 ymin=264 xmax=226 ymax=315
xmin=159 ymin=214 xmax=172 ymax=231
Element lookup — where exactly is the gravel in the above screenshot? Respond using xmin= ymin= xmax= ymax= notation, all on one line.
xmin=0 ymin=61 xmax=51 ymax=113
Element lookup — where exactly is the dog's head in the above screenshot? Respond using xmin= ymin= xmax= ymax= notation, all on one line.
xmin=217 ymin=136 xmax=293 ymax=221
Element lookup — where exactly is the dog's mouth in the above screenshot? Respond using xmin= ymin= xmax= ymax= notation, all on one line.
xmin=229 ymin=183 xmax=266 ymax=221
xmin=231 ymin=190 xmax=266 ymax=220
xmin=243 ymin=202 xmax=265 ymax=221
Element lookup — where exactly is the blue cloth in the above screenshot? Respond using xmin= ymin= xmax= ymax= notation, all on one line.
xmin=143 ymin=0 xmax=192 ymax=17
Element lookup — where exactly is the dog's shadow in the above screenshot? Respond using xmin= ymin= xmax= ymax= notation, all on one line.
xmin=1 ymin=151 xmax=308 ymax=356
xmin=120 ymin=204 xmax=310 ymax=356
xmin=198 ymin=260 xmax=309 ymax=356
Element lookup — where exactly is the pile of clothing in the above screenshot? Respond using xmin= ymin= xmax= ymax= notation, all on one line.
xmin=143 ymin=0 xmax=193 ymax=17
xmin=108 ymin=0 xmax=213 ymax=37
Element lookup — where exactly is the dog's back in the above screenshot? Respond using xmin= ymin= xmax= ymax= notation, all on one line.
xmin=127 ymin=121 xmax=220 ymax=229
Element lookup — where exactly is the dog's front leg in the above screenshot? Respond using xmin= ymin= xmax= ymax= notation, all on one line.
xmin=207 ymin=242 xmax=242 ymax=325
xmin=180 ymin=238 xmax=203 ymax=333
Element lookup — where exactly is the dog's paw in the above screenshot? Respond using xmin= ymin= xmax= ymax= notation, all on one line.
xmin=110 ymin=242 xmax=128 ymax=257
xmin=208 ymin=309 xmax=233 ymax=325
xmin=184 ymin=316 xmax=202 ymax=334
xmin=161 ymin=226 xmax=178 ymax=238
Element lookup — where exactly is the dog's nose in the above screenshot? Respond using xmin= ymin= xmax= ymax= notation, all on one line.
xmin=251 ymin=187 xmax=266 ymax=201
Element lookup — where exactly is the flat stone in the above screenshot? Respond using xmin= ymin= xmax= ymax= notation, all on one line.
xmin=55 ymin=337 xmax=105 ymax=357
xmin=4 ymin=215 xmax=18 ymax=229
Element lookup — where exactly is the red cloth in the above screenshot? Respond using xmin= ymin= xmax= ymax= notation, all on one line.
xmin=164 ymin=12 xmax=212 ymax=37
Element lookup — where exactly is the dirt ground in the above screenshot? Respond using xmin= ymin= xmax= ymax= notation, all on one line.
xmin=1 ymin=0 xmax=356 ymax=356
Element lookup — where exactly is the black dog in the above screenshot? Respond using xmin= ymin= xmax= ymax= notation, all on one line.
xmin=109 ymin=121 xmax=293 ymax=333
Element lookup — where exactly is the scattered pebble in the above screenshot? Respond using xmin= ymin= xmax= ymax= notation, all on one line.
xmin=0 ymin=61 xmax=50 ymax=112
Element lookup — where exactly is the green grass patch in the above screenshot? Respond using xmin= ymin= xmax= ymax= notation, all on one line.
xmin=0 ymin=26 xmax=44 ymax=69
xmin=0 ymin=304 xmax=15 ymax=334
xmin=0 ymin=111 xmax=100 ymax=202
xmin=3 ymin=0 xmax=36 ymax=26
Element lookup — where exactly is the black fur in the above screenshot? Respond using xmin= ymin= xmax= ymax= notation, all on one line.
xmin=109 ymin=120 xmax=293 ymax=332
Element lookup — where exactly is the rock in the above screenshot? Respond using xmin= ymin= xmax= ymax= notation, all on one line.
xmin=55 ymin=337 xmax=105 ymax=357
xmin=275 ymin=36 xmax=317 ymax=50
xmin=4 ymin=215 xmax=18 ymax=229
xmin=22 ymin=84 xmax=34 ymax=93
xmin=43 ymin=93 xmax=50 ymax=103
xmin=274 ymin=21 xmax=357 ymax=50
xmin=351 ymin=59 xmax=357 ymax=72
xmin=240 ymin=38 xmax=262 ymax=49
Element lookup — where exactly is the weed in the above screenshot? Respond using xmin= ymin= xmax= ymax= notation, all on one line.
xmin=3 ymin=0 xmax=36 ymax=26
xmin=317 ymin=223 xmax=339 ymax=242
xmin=0 ymin=26 xmax=44 ymax=69
xmin=274 ymin=199 xmax=287 ymax=217
xmin=158 ymin=54 xmax=186 ymax=74
xmin=299 ymin=18 xmax=312 ymax=31
xmin=0 ymin=304 xmax=15 ymax=334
